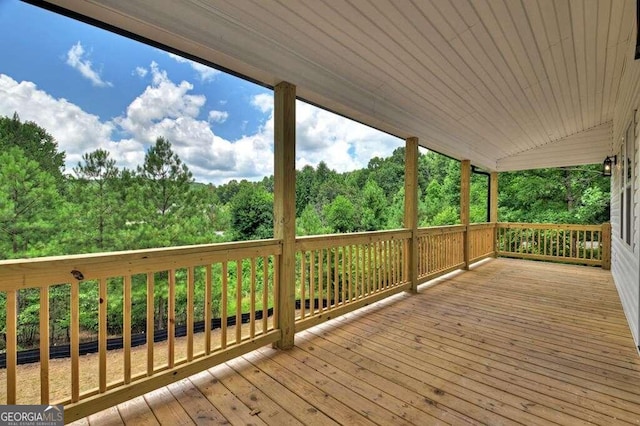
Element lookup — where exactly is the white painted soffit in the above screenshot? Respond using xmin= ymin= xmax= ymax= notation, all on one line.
xmin=38 ymin=0 xmax=634 ymax=171
xmin=496 ymin=122 xmax=613 ymax=171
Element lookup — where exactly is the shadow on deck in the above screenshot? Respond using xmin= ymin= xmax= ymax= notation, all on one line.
xmin=74 ymin=258 xmax=640 ymax=425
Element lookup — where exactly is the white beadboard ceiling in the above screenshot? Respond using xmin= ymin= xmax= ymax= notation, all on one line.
xmin=42 ymin=0 xmax=636 ymax=171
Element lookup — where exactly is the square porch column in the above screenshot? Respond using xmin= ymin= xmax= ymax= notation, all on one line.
xmin=273 ymin=81 xmax=296 ymax=349
xmin=404 ymin=137 xmax=419 ymax=292
xmin=461 ymin=160 xmax=471 ymax=269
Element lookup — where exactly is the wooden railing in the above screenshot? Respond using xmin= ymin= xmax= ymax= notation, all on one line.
xmin=416 ymin=225 xmax=466 ymax=282
xmin=0 ymin=221 xmax=612 ymax=422
xmin=496 ymin=222 xmax=611 ymax=268
xmin=0 ymin=240 xmax=281 ymax=421
xmin=468 ymin=223 xmax=497 ymax=263
xmin=294 ymin=230 xmax=412 ymax=331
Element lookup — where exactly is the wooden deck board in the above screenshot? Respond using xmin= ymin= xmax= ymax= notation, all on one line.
xmin=224 ymin=357 xmax=328 ymax=425
xmin=143 ymin=387 xmax=194 ymax=426
xmin=117 ymin=396 xmax=159 ymax=426
xmin=80 ymin=258 xmax=640 ymax=426
xmin=211 ymin=361 xmax=307 ymax=426
xmin=189 ymin=369 xmax=268 ymax=426
xmin=337 ymin=311 xmax=640 ymax=423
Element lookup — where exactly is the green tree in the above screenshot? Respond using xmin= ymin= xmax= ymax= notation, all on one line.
xmin=360 ymin=179 xmax=387 ymax=230
xmin=324 ymin=195 xmax=356 ymax=233
xmin=498 ymin=165 xmax=608 ymax=224
xmin=137 ymin=137 xmax=196 ymax=247
xmin=71 ymin=149 xmax=120 ymax=250
xmin=296 ymin=165 xmax=316 ymax=217
xmin=138 ymin=137 xmax=193 ymax=218
xmin=230 ymin=183 xmax=274 ymax=240
xmin=0 ymin=113 xmax=65 ymax=183
xmin=0 ymin=147 xmax=61 ymax=258
xmin=297 ymin=204 xmax=329 ymax=236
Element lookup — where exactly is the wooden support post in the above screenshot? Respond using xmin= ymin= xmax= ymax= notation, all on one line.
xmin=273 ymin=81 xmax=296 ymax=350
xmin=404 ymin=137 xmax=419 ymax=293
xmin=490 ymin=171 xmax=498 ymax=257
xmin=601 ymin=222 xmax=611 ymax=270
xmin=461 ymin=160 xmax=471 ymax=269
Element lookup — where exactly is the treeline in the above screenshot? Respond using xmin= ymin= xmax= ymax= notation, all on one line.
xmin=0 ymin=113 xmax=610 ymax=349
xmin=0 ymin=112 xmax=610 ymax=260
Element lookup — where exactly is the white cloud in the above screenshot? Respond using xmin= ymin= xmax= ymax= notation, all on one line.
xmin=208 ymin=110 xmax=229 ymax=123
xmin=0 ymin=63 xmax=400 ymax=184
xmin=116 ymin=62 xmax=206 ymax=144
xmin=167 ymin=53 xmax=220 ymax=82
xmin=251 ymin=93 xmax=273 ymax=113
xmin=112 ymin=63 xmax=271 ymax=182
xmin=248 ymin=94 xmax=401 ymax=173
xmin=0 ymin=74 xmax=139 ymax=169
xmin=65 ymin=42 xmax=112 ymax=87
xmin=134 ymin=66 xmax=148 ymax=78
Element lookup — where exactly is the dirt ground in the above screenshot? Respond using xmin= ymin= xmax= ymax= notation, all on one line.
xmin=0 ymin=318 xmax=274 ymax=404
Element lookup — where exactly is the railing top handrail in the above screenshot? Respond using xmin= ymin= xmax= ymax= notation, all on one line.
xmin=496 ymin=222 xmax=604 ymax=231
xmin=417 ymin=224 xmax=466 ymax=235
xmin=296 ymin=229 xmax=412 ymax=251
xmin=467 ymin=223 xmax=496 ymax=229
xmin=0 ymin=239 xmax=282 ymax=290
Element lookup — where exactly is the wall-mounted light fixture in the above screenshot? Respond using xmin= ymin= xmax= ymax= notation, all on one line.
xmin=603 ymin=155 xmax=617 ymax=177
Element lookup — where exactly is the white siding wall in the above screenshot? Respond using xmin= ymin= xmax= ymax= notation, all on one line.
xmin=611 ymin=34 xmax=640 ymax=347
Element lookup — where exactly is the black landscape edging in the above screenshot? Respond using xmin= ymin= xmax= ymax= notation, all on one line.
xmin=1 ymin=307 xmax=273 ymax=368
xmin=1 ymin=297 xmax=334 ymax=368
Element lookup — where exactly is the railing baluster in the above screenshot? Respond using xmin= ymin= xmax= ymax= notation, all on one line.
xmin=250 ymin=258 xmax=256 ymax=339
xmin=355 ymin=245 xmax=360 ymax=299
xmin=71 ymin=282 xmax=80 ymax=402
xmin=333 ymin=247 xmax=339 ymax=306
xmin=236 ymin=260 xmax=243 ymax=344
xmin=6 ymin=290 xmax=16 ymax=404
xmin=429 ymin=235 xmax=433 ymax=274
xmin=123 ymin=275 xmax=132 ymax=384
xmin=99 ymin=277 xmax=107 ymax=393
xmin=375 ymin=241 xmax=380 ymax=292
xmin=262 ymin=257 xmax=269 ymax=333
xmin=326 ymin=248 xmax=332 ymax=309
xmin=380 ymin=240 xmax=385 ymax=289
xmin=386 ymin=240 xmax=391 ymax=288
xmin=309 ymin=251 xmax=315 ymax=316
xmin=442 ymin=233 xmax=447 ymax=270
xmin=187 ymin=267 xmax=194 ymax=361
xmin=368 ymin=243 xmax=373 ymax=295
xmin=378 ymin=241 xmax=383 ymax=290
xmin=318 ymin=249 xmax=323 ymax=312
xmin=391 ymin=240 xmax=396 ymax=285
xmin=341 ymin=246 xmax=346 ymax=304
xmin=205 ymin=264 xmax=212 ymax=354
xmin=146 ymin=273 xmax=154 ymax=376
xmin=273 ymin=255 xmax=279 ymax=328
xmin=168 ymin=270 xmax=175 ymax=368
xmin=348 ymin=245 xmax=353 ymax=301
xmin=300 ymin=252 xmax=306 ymax=319
xmin=221 ymin=262 xmax=228 ymax=349
xmin=40 ymin=287 xmax=49 ymax=404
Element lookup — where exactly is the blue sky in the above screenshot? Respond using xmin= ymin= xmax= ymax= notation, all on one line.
xmin=0 ymin=0 xmax=401 ymax=183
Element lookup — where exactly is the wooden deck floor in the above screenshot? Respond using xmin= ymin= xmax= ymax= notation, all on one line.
xmin=73 ymin=258 xmax=640 ymax=425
